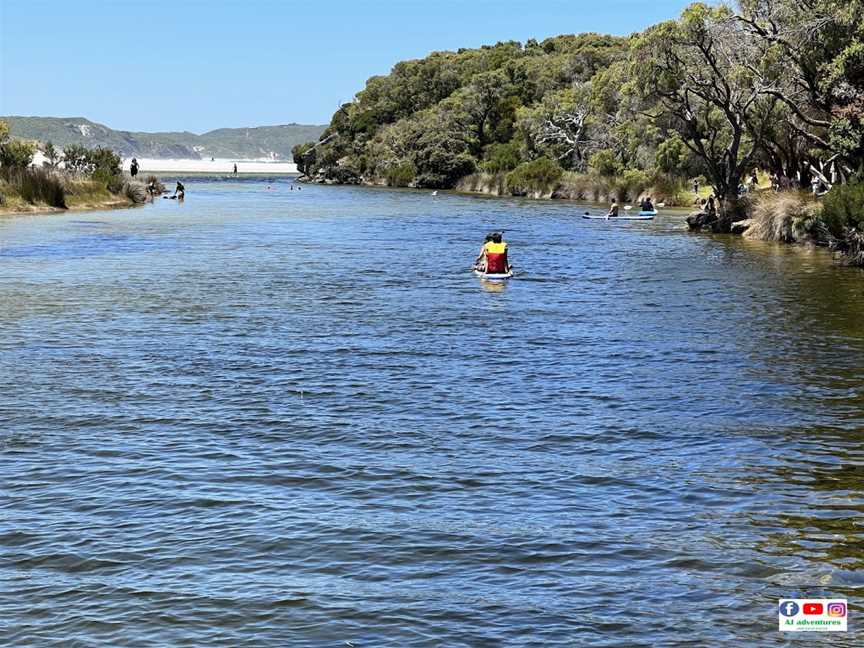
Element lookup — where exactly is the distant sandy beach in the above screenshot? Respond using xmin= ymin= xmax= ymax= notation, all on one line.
xmin=124 ymin=158 xmax=298 ymax=174
xmin=28 ymin=152 xmax=298 ymax=174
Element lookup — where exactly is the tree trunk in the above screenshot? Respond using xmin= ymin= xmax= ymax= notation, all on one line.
xmin=714 ymin=191 xmax=747 ymax=233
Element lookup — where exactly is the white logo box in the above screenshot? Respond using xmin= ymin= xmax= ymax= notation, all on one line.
xmin=779 ymin=599 xmax=848 ymax=632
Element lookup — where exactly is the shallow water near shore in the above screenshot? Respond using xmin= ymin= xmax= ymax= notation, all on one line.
xmin=2 ymin=177 xmax=864 ymax=646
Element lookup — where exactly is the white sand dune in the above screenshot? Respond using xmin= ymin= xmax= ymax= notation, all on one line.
xmin=124 ymin=158 xmax=298 ymax=174
xmin=29 ymin=152 xmax=298 ymax=174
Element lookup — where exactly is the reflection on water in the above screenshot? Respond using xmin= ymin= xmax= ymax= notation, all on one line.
xmin=1 ymin=177 xmax=863 ymax=646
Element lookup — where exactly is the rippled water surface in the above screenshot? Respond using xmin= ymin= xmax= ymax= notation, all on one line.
xmin=3 ymin=177 xmax=864 ymax=646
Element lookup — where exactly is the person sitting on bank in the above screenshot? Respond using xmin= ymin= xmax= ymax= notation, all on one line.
xmin=749 ymin=171 xmax=759 ymax=190
xmin=174 ymin=181 xmax=185 ymax=200
xmin=607 ymin=199 xmax=619 ymax=218
xmin=706 ymin=194 xmax=717 ymax=218
xmin=483 ymin=232 xmax=510 ymax=274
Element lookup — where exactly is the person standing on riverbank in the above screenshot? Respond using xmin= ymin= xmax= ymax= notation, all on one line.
xmin=130 ymin=158 xmax=139 ymax=178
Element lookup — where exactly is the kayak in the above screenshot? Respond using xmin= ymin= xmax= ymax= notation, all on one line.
xmin=582 ymin=212 xmax=655 ymax=220
xmin=474 ymin=269 xmax=513 ymax=281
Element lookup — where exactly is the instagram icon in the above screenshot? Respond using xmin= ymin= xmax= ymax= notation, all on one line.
xmin=827 ymin=602 xmax=847 ymax=618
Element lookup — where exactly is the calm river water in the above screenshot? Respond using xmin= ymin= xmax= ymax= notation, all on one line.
xmin=2 ymin=177 xmax=864 ymax=646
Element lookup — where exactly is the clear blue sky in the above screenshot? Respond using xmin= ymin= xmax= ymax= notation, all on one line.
xmin=0 ymin=0 xmax=691 ymax=133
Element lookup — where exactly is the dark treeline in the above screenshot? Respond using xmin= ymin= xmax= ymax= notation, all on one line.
xmin=295 ymin=0 xmax=863 ymax=232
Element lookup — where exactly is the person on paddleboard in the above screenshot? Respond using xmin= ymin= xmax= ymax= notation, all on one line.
xmin=640 ymin=196 xmax=654 ymax=212
xmin=482 ymin=232 xmax=510 ymax=274
xmin=607 ymin=199 xmax=619 ymax=218
xmin=474 ymin=233 xmax=494 ymax=271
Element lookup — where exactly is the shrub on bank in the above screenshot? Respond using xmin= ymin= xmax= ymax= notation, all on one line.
xmin=506 ymin=157 xmax=563 ymax=196
xmin=822 ymin=178 xmax=864 ymax=238
xmin=383 ymin=161 xmax=416 ymax=187
xmin=481 ymin=141 xmax=521 ymax=174
xmin=61 ymin=144 xmax=90 ymax=173
xmin=615 ymin=169 xmax=652 ymax=203
xmin=0 ymin=140 xmax=37 ymax=169
xmin=61 ymin=144 xmax=122 ymax=177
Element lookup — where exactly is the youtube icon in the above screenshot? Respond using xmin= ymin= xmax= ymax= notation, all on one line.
xmin=803 ymin=603 xmax=824 ymax=615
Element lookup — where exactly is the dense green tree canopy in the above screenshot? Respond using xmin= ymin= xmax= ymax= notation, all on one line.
xmin=297 ymin=2 xmax=864 ymax=217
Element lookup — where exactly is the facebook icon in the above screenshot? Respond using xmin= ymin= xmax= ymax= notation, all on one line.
xmin=780 ymin=601 xmax=800 ymax=617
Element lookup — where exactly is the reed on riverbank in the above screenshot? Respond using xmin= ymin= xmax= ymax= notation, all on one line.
xmin=454 ymin=169 xmax=690 ymax=206
xmin=0 ymin=167 xmax=67 ymax=209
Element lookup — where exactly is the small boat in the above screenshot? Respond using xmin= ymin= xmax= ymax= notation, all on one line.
xmin=473 ymin=268 xmax=513 ymax=281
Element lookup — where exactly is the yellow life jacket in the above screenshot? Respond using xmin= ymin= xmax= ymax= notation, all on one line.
xmin=484 ymin=241 xmax=507 ymax=254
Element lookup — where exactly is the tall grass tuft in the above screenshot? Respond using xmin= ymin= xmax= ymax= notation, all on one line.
xmin=1 ymin=168 xmax=67 ymax=208
xmin=455 ymin=172 xmax=508 ymax=195
xmin=144 ymin=175 xmax=165 ymax=194
xmin=122 ymin=180 xmax=148 ymax=204
xmin=745 ymin=192 xmax=825 ymax=244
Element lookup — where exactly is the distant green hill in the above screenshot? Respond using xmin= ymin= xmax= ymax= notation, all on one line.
xmin=2 ymin=116 xmax=326 ymax=160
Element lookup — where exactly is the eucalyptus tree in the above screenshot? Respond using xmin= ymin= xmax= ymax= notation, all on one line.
xmin=633 ymin=3 xmax=783 ymax=224
xmin=517 ymin=86 xmax=595 ymax=171
xmin=736 ymin=0 xmax=864 ymax=182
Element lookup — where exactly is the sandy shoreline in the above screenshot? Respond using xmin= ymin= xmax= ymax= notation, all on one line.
xmin=123 ymin=158 xmax=298 ymax=174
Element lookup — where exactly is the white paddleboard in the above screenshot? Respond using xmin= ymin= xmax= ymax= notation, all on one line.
xmin=474 ymin=270 xmax=513 ymax=280
xmin=582 ymin=213 xmax=655 ymax=220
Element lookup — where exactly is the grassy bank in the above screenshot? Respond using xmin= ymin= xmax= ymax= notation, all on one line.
xmin=720 ymin=189 xmax=864 ymax=266
xmin=0 ymin=168 xmax=155 ymax=216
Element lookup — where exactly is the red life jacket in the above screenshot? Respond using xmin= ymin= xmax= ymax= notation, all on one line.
xmin=484 ymin=241 xmax=507 ymax=273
